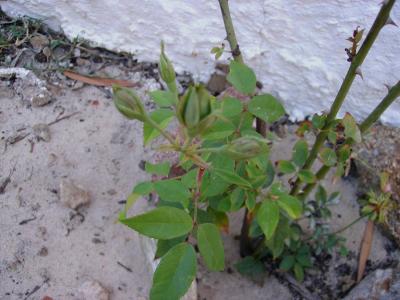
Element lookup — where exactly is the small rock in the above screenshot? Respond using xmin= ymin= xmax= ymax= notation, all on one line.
xmin=38 ymin=246 xmax=48 ymax=257
xmin=206 ymin=72 xmax=228 ymax=95
xmin=79 ymin=280 xmax=110 ymax=300
xmin=344 ymin=267 xmax=400 ymax=300
xmin=30 ymin=35 xmax=49 ymax=51
xmin=60 ymin=179 xmax=90 ymax=210
xmin=32 ymin=123 xmax=51 ymax=142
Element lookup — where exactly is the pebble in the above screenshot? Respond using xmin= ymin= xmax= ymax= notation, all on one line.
xmin=60 ymin=179 xmax=90 ymax=210
xmin=32 ymin=123 xmax=51 ymax=142
xmin=79 ymin=280 xmax=110 ymax=300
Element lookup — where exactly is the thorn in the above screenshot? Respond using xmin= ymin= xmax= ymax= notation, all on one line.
xmin=385 ymin=17 xmax=398 ymax=27
xmin=355 ymin=67 xmax=364 ymax=80
xmin=384 ymin=83 xmax=392 ymax=91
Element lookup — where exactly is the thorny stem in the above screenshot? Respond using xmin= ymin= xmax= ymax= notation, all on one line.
xmin=218 ymin=0 xmax=244 ymax=64
xmin=218 ymin=0 xmax=260 ymax=256
xmin=290 ymin=0 xmax=397 ymax=196
xmin=299 ymin=81 xmax=400 ymax=200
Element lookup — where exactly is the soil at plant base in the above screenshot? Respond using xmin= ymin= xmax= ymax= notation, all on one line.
xmin=1 ymin=11 xmax=399 ymax=300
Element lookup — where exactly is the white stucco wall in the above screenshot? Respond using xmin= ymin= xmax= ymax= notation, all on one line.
xmin=2 ymin=0 xmax=400 ymax=125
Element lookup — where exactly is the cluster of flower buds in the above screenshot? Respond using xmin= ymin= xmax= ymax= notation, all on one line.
xmin=222 ymin=136 xmax=270 ymax=160
xmin=113 ymin=85 xmax=147 ymax=122
xmin=177 ymin=85 xmax=216 ymax=137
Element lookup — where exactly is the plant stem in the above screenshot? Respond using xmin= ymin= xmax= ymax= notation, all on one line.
xmin=290 ymin=0 xmax=397 ymax=196
xmin=146 ymin=117 xmax=177 ymax=146
xmin=359 ymin=81 xmax=400 ymax=132
xmin=299 ymin=81 xmax=400 ymax=200
xmin=218 ymin=0 xmax=244 ymax=64
xmin=218 ymin=0 xmax=258 ymax=256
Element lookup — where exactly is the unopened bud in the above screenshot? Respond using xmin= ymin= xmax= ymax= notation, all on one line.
xmin=178 ymin=85 xmax=214 ymax=137
xmin=113 ymin=86 xmax=146 ymax=121
xmin=159 ymin=42 xmax=176 ymax=84
xmin=222 ymin=136 xmax=270 ymax=160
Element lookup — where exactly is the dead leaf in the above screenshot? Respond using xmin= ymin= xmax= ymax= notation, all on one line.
xmin=357 ymin=219 xmax=374 ymax=282
xmin=63 ymin=70 xmax=138 ymax=87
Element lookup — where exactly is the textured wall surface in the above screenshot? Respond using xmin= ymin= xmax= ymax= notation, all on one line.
xmin=2 ymin=0 xmax=400 ymax=125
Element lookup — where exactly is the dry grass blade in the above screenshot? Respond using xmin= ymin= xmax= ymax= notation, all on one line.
xmin=63 ymin=70 xmax=138 ymax=87
xmin=357 ymin=219 xmax=374 ymax=282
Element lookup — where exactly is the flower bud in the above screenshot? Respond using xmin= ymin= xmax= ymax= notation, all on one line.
xmin=177 ymin=85 xmax=214 ymax=137
xmin=159 ymin=42 xmax=176 ymax=85
xmin=113 ymin=85 xmax=147 ymax=121
xmin=222 ymin=136 xmax=270 ymax=160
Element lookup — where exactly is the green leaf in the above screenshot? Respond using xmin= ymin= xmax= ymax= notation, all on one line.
xmin=209 ymin=196 xmax=231 ymax=212
xmin=227 ymin=61 xmax=257 ymax=95
xmin=294 ymin=263 xmax=304 ymax=282
xmin=145 ymin=161 xmax=171 ymax=176
xmin=343 ymin=113 xmax=362 ymax=143
xmin=234 ymin=256 xmax=265 ymax=280
xmin=150 ymin=90 xmax=176 ymax=107
xmin=144 ymin=109 xmax=174 ymax=145
xmin=248 ymin=94 xmax=285 ymax=123
xmin=155 ymin=236 xmax=187 ymax=259
xmin=320 ymin=148 xmax=337 ymax=167
xmin=202 ymin=120 xmax=235 ymax=141
xmin=154 ymin=179 xmax=191 ymax=205
xmin=213 ymin=168 xmax=252 ymax=189
xmin=150 ymin=243 xmax=196 ymax=300
xmin=230 ymin=187 xmax=245 ymax=211
xmin=133 ymin=181 xmax=154 ymax=195
xmin=292 ymin=140 xmax=308 ymax=168
xmin=338 ymin=145 xmax=351 ymax=163
xmin=296 ymin=253 xmax=312 ymax=268
xmin=279 ymin=255 xmax=295 ymax=271
xmin=120 ymin=207 xmax=193 ymax=239
xmin=277 ymin=194 xmax=303 ymax=219
xmin=197 ymin=223 xmax=225 ymax=271
xmin=298 ymin=170 xmax=316 ymax=183
xmin=257 ymin=200 xmax=280 ymax=240
xmin=181 ymin=168 xmax=198 ymax=189
xmin=222 ymin=97 xmax=243 ymax=117
xmin=245 ymin=190 xmax=256 ymax=211
xmin=278 ymin=160 xmax=296 ymax=174
xmin=312 ymin=114 xmax=326 ymax=129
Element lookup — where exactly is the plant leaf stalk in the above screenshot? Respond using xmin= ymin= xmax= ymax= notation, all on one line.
xmin=290 ymin=0 xmax=397 ymax=196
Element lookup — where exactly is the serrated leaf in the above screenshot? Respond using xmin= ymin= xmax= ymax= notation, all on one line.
xmin=221 ymin=97 xmax=243 ymax=117
xmin=202 ymin=120 xmax=235 ymax=141
xmin=213 ymin=168 xmax=252 ymax=189
xmin=150 ymin=90 xmax=176 ymax=107
xmin=227 ymin=61 xmax=257 ymax=95
xmin=298 ymin=170 xmax=316 ymax=183
xmin=248 ymin=94 xmax=285 ymax=123
xmin=320 ymin=148 xmax=337 ymax=167
xmin=144 ymin=109 xmax=174 ymax=145
xmin=145 ymin=161 xmax=171 ymax=176
xmin=155 ymin=235 xmax=187 ymax=259
xmin=150 ymin=243 xmax=196 ymax=300
xmin=343 ymin=113 xmax=362 ymax=143
xmin=197 ymin=223 xmax=225 ymax=271
xmin=277 ymin=194 xmax=303 ymax=219
xmin=278 ymin=160 xmax=296 ymax=174
xmin=292 ymin=140 xmax=308 ymax=168
xmin=120 ymin=207 xmax=193 ymax=239
xmin=154 ymin=179 xmax=191 ymax=206
xmin=257 ymin=200 xmax=280 ymax=240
